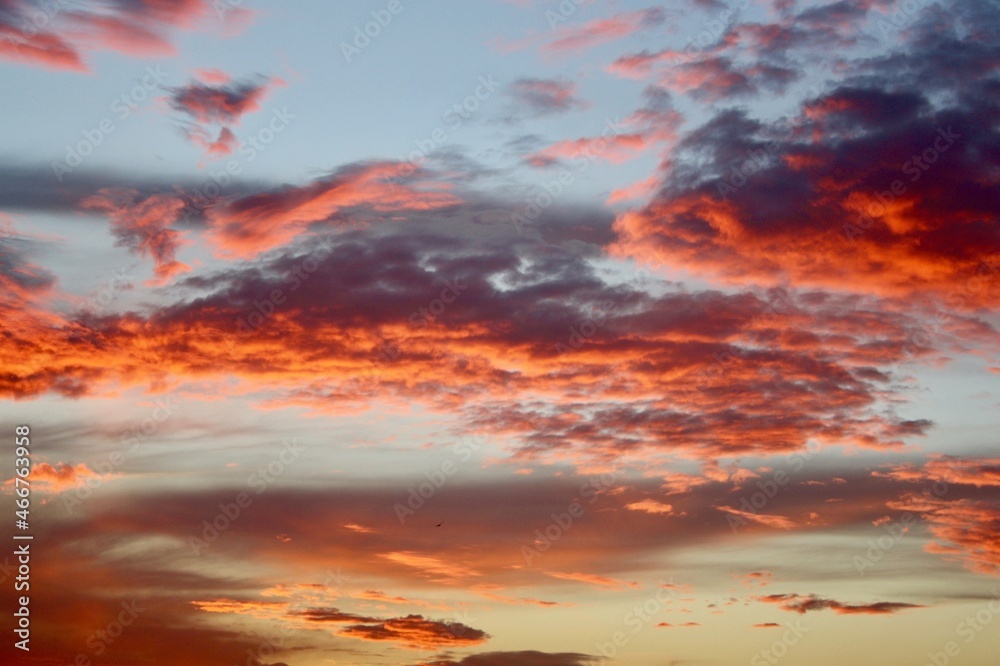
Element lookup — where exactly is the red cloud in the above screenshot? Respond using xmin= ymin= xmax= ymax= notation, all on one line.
xmin=0 ymin=0 xmax=244 ymax=72
xmin=0 ymin=26 xmax=86 ymax=71
xmin=82 ymin=190 xmax=190 ymax=284
xmin=889 ymin=494 xmax=1000 ymax=575
xmin=876 ymin=456 xmax=1000 ymax=488
xmin=543 ymin=7 xmax=666 ymax=53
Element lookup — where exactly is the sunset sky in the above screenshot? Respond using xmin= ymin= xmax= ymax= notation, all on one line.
xmin=2 ymin=0 xmax=1000 ymax=664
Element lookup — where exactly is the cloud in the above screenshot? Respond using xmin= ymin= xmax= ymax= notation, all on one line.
xmin=755 ymin=593 xmax=924 ymax=615
xmin=187 ymin=125 xmax=238 ymax=157
xmin=544 ymin=572 xmax=639 ymax=590
xmin=205 ymin=162 xmax=461 ymax=257
xmin=168 ymin=75 xmax=281 ymax=125
xmin=526 ymin=86 xmax=681 ymax=166
xmin=168 ymin=74 xmax=284 ymax=158
xmin=0 ymin=212 xmax=936 ymax=462
xmin=889 ymin=494 xmax=1000 ymax=575
xmin=741 ymin=571 xmax=773 ymax=587
xmin=0 ymin=222 xmax=57 ymax=300
xmin=626 ymin=499 xmax=674 ymax=514
xmin=2 ymin=462 xmax=100 ymax=493
xmin=299 ymin=609 xmax=488 ymax=649
xmin=380 ymin=552 xmax=482 ymax=584
xmin=82 ymin=189 xmax=190 ymax=283
xmin=543 ymin=7 xmax=667 ymax=53
xmin=508 ymin=78 xmax=588 ymax=116
xmin=876 ymin=456 xmax=1000 ymax=488
xmin=415 ymin=651 xmax=603 ymax=666
xmin=0 ymin=0 xmax=248 ymax=72
xmin=716 ymin=506 xmax=796 ymax=530
xmin=498 ymin=6 xmax=664 ymax=54
xmin=661 ymin=56 xmax=799 ymax=100
xmin=610 ymin=1 xmax=1000 ymax=307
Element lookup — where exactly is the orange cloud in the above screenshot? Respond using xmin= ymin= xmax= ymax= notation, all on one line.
xmin=300 ymin=609 xmax=488 ymax=649
xmin=625 ymin=499 xmax=674 ymax=514
xmin=877 ymin=456 xmax=1000 ymax=488
xmin=82 ymin=190 xmax=190 ymax=284
xmin=206 ymin=163 xmax=461 ymax=257
xmin=716 ymin=506 xmax=796 ymax=530
xmin=380 ymin=551 xmax=482 ymax=585
xmin=544 ymin=571 xmax=638 ymax=590
xmin=888 ymin=494 xmax=1000 ymax=575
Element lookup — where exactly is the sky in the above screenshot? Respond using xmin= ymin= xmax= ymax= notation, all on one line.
xmin=1 ymin=0 xmax=999 ymax=664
